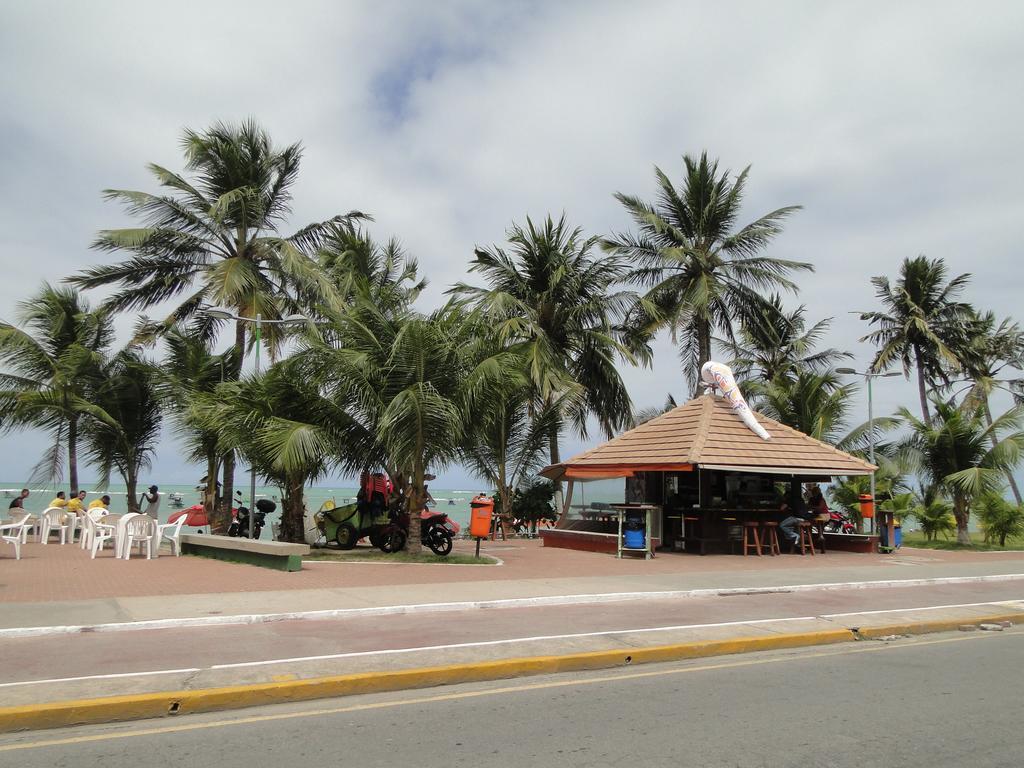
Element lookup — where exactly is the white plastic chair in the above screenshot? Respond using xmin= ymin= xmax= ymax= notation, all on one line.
xmin=121 ymin=515 xmax=157 ymax=560
xmin=79 ymin=509 xmax=108 ymax=550
xmin=157 ymin=515 xmax=186 ymax=557
xmin=90 ymin=513 xmax=120 ymax=559
xmin=39 ymin=507 xmax=70 ymax=545
xmin=17 ymin=513 xmax=41 ymax=544
xmin=0 ymin=513 xmax=31 ymax=559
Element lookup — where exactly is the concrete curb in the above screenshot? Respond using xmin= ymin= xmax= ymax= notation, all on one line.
xmin=1 ymin=612 xmax=1020 ymax=734
xmin=3 ymin=573 xmax=1022 ymax=639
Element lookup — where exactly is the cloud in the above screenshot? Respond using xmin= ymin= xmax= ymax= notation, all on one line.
xmin=1 ymin=0 xmax=1022 ymax=487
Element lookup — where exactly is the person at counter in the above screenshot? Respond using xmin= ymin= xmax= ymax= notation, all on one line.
xmin=805 ymin=484 xmax=829 ymax=515
xmin=779 ymin=488 xmax=814 ymax=551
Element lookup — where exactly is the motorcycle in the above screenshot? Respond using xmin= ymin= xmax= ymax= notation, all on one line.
xmin=228 ymin=498 xmax=276 ymax=539
xmin=824 ymin=508 xmax=856 ymax=534
xmin=377 ymin=508 xmax=459 ymax=556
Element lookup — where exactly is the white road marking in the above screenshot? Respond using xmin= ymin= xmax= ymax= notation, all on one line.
xmin=0 ymin=668 xmax=200 ymax=689
xmin=1 ymin=573 xmax=1022 ymax=639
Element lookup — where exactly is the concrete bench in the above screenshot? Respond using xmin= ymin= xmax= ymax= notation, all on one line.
xmin=180 ymin=534 xmax=309 ymax=572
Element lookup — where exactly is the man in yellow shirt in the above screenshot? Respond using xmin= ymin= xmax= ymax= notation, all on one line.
xmin=48 ymin=491 xmax=67 ymax=508
xmin=88 ymin=495 xmax=111 ymax=511
xmin=66 ymin=490 xmax=88 ymax=514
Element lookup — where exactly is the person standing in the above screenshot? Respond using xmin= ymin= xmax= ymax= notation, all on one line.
xmin=140 ymin=485 xmax=161 ymax=518
xmin=8 ymin=488 xmax=29 ymax=511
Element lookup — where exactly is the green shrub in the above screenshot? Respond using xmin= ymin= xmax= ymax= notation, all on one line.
xmin=913 ymin=497 xmax=956 ymax=541
xmin=511 ymin=478 xmax=556 ymax=524
xmin=974 ymin=492 xmax=1024 ymax=547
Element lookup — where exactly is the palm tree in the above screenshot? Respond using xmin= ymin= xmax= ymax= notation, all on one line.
xmin=80 ymin=348 xmax=163 ymax=512
xmin=451 ymin=214 xmax=640 ymax=489
xmin=0 ymin=284 xmax=113 ymax=492
xmin=463 ymin=375 xmax=560 ymax=522
xmin=720 ymin=296 xmax=850 ymax=383
xmin=603 ymin=152 xmax=810 ymax=391
xmin=316 ymin=221 xmax=426 ymax=310
xmin=70 ymin=119 xmax=364 ymax=513
xmin=955 ymin=311 xmax=1024 ymax=503
xmin=753 ymin=370 xmax=855 ymax=444
xmin=199 ymin=359 xmax=362 ymax=543
xmin=829 ymin=456 xmax=907 ymax=531
xmin=911 ymin=485 xmax=956 ymax=541
xmin=157 ymin=326 xmax=234 ymax=531
xmin=973 ymin=491 xmax=1024 ymax=547
xmin=860 ymin=256 xmax=972 ymax=425
xmin=898 ymin=399 xmax=1024 ymax=544
xmin=314 ymin=300 xmax=514 ymax=552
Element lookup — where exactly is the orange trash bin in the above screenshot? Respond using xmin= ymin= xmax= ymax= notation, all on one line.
xmin=469 ymin=495 xmax=494 ymax=539
xmin=858 ymin=493 xmax=874 ymax=520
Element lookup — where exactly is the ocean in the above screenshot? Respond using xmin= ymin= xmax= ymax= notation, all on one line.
xmin=1 ymin=477 xmax=628 ymax=535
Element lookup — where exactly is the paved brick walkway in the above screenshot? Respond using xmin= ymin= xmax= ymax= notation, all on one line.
xmin=2 ymin=536 xmax=1023 ymax=604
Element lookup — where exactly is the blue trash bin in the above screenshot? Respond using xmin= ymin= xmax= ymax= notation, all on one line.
xmin=880 ymin=523 xmax=902 ymax=549
xmin=624 ymin=528 xmax=645 ymax=549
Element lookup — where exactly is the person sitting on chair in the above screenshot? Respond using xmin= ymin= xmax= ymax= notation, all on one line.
xmin=779 ymin=487 xmax=813 ymax=550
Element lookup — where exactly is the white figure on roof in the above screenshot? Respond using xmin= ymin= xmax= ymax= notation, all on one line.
xmin=700 ymin=361 xmax=771 ymax=441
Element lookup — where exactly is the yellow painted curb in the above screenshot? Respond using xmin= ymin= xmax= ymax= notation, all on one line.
xmin=1 ymin=612 xmax=1020 ymax=734
xmin=854 ymin=611 xmax=1023 ymax=639
xmin=0 ymin=630 xmax=850 ymax=733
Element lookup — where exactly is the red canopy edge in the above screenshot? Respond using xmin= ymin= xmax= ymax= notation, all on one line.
xmin=552 ymin=463 xmax=694 ymax=481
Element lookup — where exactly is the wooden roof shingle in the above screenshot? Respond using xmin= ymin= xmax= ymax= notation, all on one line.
xmin=542 ymin=395 xmax=875 ymax=478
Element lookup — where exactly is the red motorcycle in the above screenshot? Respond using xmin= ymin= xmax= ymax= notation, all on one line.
xmin=824 ymin=508 xmax=856 ymax=534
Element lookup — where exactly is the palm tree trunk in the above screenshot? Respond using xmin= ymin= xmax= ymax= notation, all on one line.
xmin=67 ymin=415 xmax=79 ymax=496
xmin=914 ymin=345 xmax=932 ymax=426
xmin=125 ymin=473 xmax=139 ymax=514
xmin=498 ymin=462 xmax=511 ymax=534
xmin=406 ymin=463 xmax=424 ymax=553
xmin=548 ymin=421 xmax=563 ymax=518
xmin=280 ymin=475 xmax=305 ymax=543
xmin=217 ymin=450 xmax=235 ymax=534
xmin=694 ymin=316 xmax=712 ymax=396
xmin=219 ymin=319 xmax=247 ymax=532
xmin=982 ymin=398 xmax=1023 ymax=505
xmin=953 ymin=494 xmax=971 ymax=545
xmin=204 ymin=452 xmax=219 ymax=520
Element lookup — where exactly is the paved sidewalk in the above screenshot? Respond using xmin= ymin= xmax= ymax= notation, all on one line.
xmin=3 ymin=538 xmax=1024 ymax=630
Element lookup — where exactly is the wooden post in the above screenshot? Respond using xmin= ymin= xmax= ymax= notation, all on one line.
xmin=557 ymin=480 xmax=575 ymax=528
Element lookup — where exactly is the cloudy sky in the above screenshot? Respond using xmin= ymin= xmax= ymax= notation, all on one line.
xmin=1 ymin=0 xmax=1022 ymax=489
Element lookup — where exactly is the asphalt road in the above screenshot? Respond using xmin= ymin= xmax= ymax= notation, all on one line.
xmin=2 ymin=627 xmax=1021 ymax=767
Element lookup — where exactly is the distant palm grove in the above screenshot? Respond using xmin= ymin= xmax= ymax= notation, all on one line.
xmin=1 ymin=120 xmax=1021 ymax=549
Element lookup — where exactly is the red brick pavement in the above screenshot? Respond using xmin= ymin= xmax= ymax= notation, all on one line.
xmin=1 ymin=537 xmax=1022 ymax=604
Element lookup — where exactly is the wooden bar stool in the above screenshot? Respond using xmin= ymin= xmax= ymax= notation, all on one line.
xmin=761 ymin=521 xmax=781 ymax=556
xmin=796 ymin=521 xmax=816 ymax=555
xmin=814 ymin=513 xmax=829 ymax=554
xmin=742 ymin=521 xmax=762 ymax=556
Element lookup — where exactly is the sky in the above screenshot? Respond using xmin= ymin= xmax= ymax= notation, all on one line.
xmin=1 ymin=0 xmax=1022 ymax=489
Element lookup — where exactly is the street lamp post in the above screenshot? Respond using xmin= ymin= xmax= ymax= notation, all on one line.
xmin=836 ymin=368 xmax=900 ymax=539
xmin=207 ymin=309 xmax=306 ymax=538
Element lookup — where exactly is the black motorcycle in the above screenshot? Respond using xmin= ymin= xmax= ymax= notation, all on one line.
xmin=228 ymin=498 xmax=276 ymax=539
xmin=377 ymin=508 xmax=455 ymax=556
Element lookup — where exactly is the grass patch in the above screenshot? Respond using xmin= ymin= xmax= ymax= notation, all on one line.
xmin=303 ymin=547 xmax=499 ymax=565
xmin=901 ymin=531 xmax=1024 ymax=551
